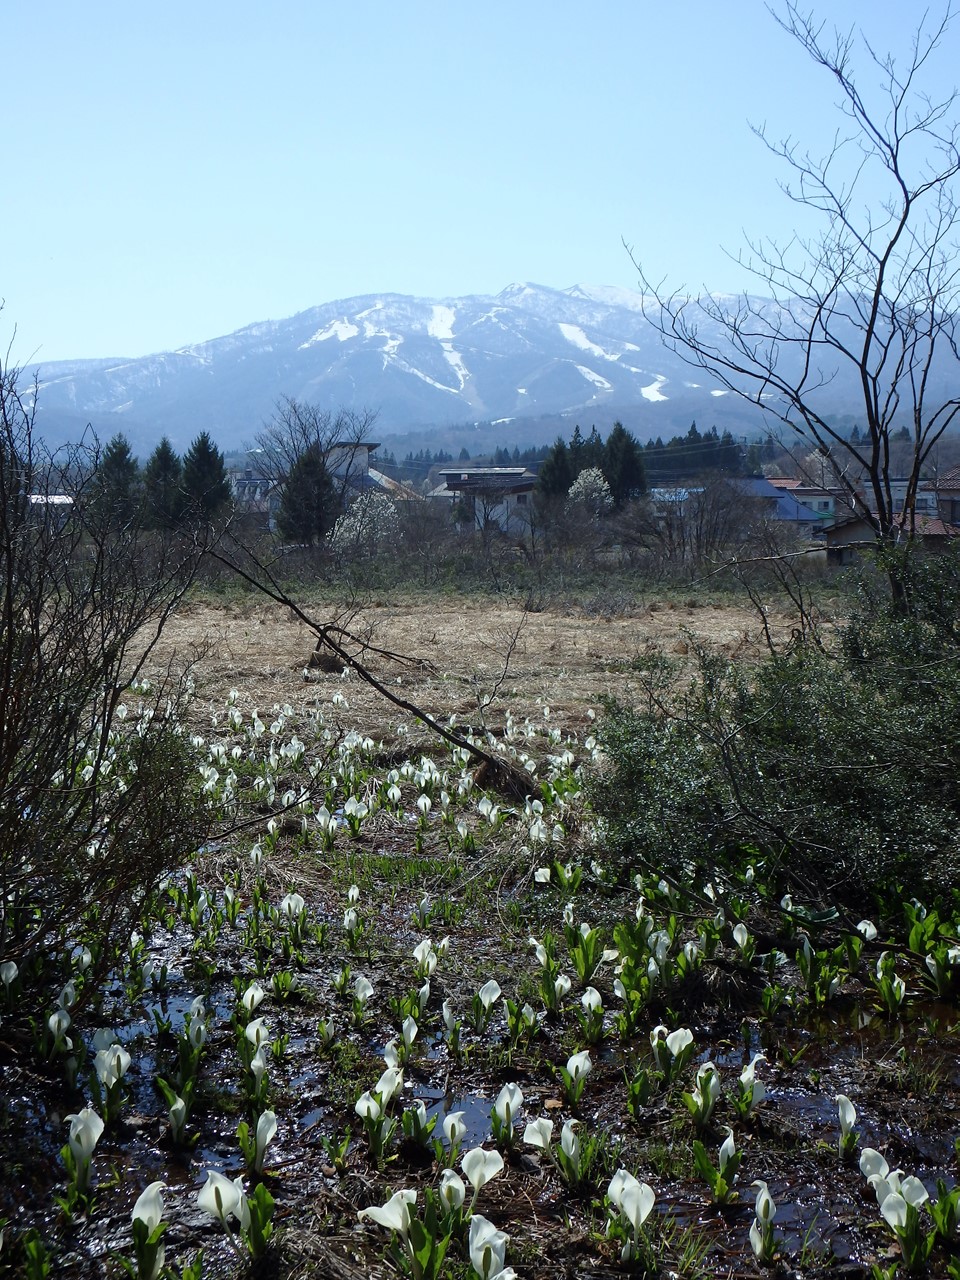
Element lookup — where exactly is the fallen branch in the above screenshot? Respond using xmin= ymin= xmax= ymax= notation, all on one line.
xmin=214 ymin=540 xmax=535 ymax=800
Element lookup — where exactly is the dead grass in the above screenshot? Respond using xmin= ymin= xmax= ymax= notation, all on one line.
xmin=148 ymin=594 xmax=801 ymax=740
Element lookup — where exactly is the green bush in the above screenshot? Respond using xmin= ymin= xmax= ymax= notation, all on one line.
xmin=590 ymin=550 xmax=960 ymax=906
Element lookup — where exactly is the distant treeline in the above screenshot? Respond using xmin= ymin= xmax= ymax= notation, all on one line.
xmin=375 ymin=421 xmax=790 ymax=489
xmin=376 ymin=443 xmax=549 ymax=485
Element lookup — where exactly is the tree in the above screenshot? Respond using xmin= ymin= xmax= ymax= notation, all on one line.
xmin=602 ymin=421 xmax=646 ymax=504
xmin=89 ymin=432 xmax=141 ymax=531
xmin=536 ymin=438 xmax=574 ymax=499
xmin=568 ymin=425 xmax=603 ymax=474
xmin=182 ymin=431 xmax=232 ymax=523
xmin=254 ymin=398 xmax=378 ymax=521
xmin=633 ymin=4 xmax=960 ymax=585
xmin=566 ymin=466 xmax=614 ymax=519
xmin=276 ymin=443 xmax=338 ymax=544
xmin=329 ymin=491 xmax=400 ymax=557
xmin=142 ymin=436 xmax=183 ymax=530
xmin=0 ymin=338 xmax=212 ymax=1010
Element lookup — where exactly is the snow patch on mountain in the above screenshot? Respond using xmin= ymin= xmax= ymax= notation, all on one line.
xmin=397 ymin=362 xmax=461 ymax=396
xmin=428 ymin=305 xmax=456 ymax=340
xmin=559 ymin=323 xmax=617 ymax=362
xmin=566 ymin=284 xmax=653 ymax=312
xmin=299 ymin=318 xmax=359 ymax=348
xmin=641 ymin=375 xmax=668 ymax=402
xmin=441 ymin=347 xmax=468 ymax=391
xmin=576 ymin=365 xmax=613 ymax=391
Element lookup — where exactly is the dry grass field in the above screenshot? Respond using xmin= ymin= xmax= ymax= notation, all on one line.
xmin=152 ymin=594 xmax=801 ymax=737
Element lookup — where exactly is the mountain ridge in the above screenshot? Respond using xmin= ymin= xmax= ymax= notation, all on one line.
xmin=22 ymin=282 xmax=871 ymax=456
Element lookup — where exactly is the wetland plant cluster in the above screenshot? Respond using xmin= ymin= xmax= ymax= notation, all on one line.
xmin=0 ymin=674 xmax=958 ymax=1279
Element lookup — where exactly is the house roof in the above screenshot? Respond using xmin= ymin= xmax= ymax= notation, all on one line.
xmin=438 ymin=467 xmax=536 ymax=494
xmin=733 ymin=476 xmax=822 ymax=522
xmin=825 ymin=511 xmax=960 ymax=539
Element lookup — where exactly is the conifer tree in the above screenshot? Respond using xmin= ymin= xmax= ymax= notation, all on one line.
xmin=602 ymin=422 xmax=646 ymax=505
xmin=536 ymin=438 xmax=574 ymax=498
xmin=182 ymin=432 xmax=232 ymax=523
xmin=90 ymin=433 xmax=141 ymax=531
xmin=142 ymin=436 xmax=183 ymax=529
xmin=276 ymin=443 xmax=338 ymax=544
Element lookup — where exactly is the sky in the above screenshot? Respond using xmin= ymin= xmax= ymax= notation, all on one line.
xmin=5 ymin=1 xmax=957 ymax=363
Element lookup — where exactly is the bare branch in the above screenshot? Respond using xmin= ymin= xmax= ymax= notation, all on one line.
xmin=633 ymin=3 xmax=960 ymax=568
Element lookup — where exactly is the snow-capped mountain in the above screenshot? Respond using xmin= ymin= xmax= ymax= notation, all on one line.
xmin=22 ymin=282 xmax=847 ymax=454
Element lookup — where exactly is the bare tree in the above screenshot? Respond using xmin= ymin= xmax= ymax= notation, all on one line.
xmin=633 ymin=4 xmax=960 ymax=582
xmin=252 ymin=398 xmax=379 ymax=543
xmin=0 ymin=338 xmax=214 ymax=1000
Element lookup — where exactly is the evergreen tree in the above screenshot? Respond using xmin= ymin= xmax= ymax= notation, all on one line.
xmin=602 ymin=422 xmax=646 ymax=504
xmin=142 ymin=437 xmax=183 ymax=529
xmin=717 ymin=430 xmax=744 ymax=473
xmin=276 ymin=444 xmax=338 ymax=544
xmin=182 ymin=432 xmax=232 ymax=522
xmin=584 ymin=426 xmax=604 ymax=469
xmin=536 ymin=438 xmax=574 ymax=498
xmin=685 ymin=421 xmax=704 ymax=473
xmin=568 ymin=426 xmax=586 ymax=473
xmin=90 ymin=433 xmax=141 ymax=531
xmin=458 ymin=447 xmax=470 ymax=461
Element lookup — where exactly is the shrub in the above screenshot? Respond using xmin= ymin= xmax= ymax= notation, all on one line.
xmin=590 ymin=550 xmax=960 ymax=906
xmin=0 ymin=354 xmax=213 ymax=1011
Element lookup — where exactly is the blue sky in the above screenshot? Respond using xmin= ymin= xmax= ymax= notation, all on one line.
xmin=5 ymin=1 xmax=955 ymax=362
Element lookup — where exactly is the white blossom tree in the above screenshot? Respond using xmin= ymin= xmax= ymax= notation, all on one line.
xmin=566 ymin=467 xmax=613 ymax=519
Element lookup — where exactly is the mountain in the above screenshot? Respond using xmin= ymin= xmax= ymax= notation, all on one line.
xmin=22 ymin=282 xmax=875 ymax=456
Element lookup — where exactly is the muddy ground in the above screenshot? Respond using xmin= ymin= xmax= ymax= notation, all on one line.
xmin=2 ymin=594 xmax=957 ymax=1280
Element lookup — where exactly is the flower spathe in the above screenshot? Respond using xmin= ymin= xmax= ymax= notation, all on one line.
xmin=753 ymin=1180 xmax=777 ymax=1223
xmin=197 ymin=1169 xmax=250 ymax=1231
xmin=837 ymin=1094 xmax=856 ymax=1135
xmin=523 ymin=1117 xmax=554 ymax=1150
xmin=358 ymin=1188 xmax=416 ymax=1238
xmin=355 ymin=1091 xmax=382 ymax=1121
xmin=566 ymin=1049 xmax=592 ymax=1081
xmin=374 ymin=1066 xmax=403 ymax=1105
xmin=439 ymin=1168 xmax=466 ymax=1210
xmin=608 ymin=1170 xmax=655 ymax=1230
xmin=462 ymin=1145 xmax=505 ymax=1193
xmin=494 ymin=1082 xmax=523 ymax=1127
xmin=255 ymin=1110 xmax=277 ymax=1170
xmin=66 ymin=1107 xmax=104 ymax=1161
xmin=478 ymin=979 xmax=501 ymax=1010
xmin=469 ymin=1213 xmax=509 ymax=1280
xmin=443 ymin=1110 xmax=466 ymax=1146
xmin=132 ymin=1180 xmax=165 ymax=1231
xmin=560 ymin=1119 xmax=580 ymax=1165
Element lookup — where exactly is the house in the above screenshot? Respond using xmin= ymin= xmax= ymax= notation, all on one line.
xmin=27 ymin=493 xmax=74 ymax=529
xmin=767 ymin=477 xmax=857 ymax=522
xmin=934 ymin=466 xmax=960 ymax=525
xmin=730 ymin=476 xmax=823 ymax=534
xmin=327 ymin=440 xmax=382 ymax=495
xmin=824 ymin=511 xmax=960 ymax=564
xmin=435 ymin=466 xmax=536 ymax=534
